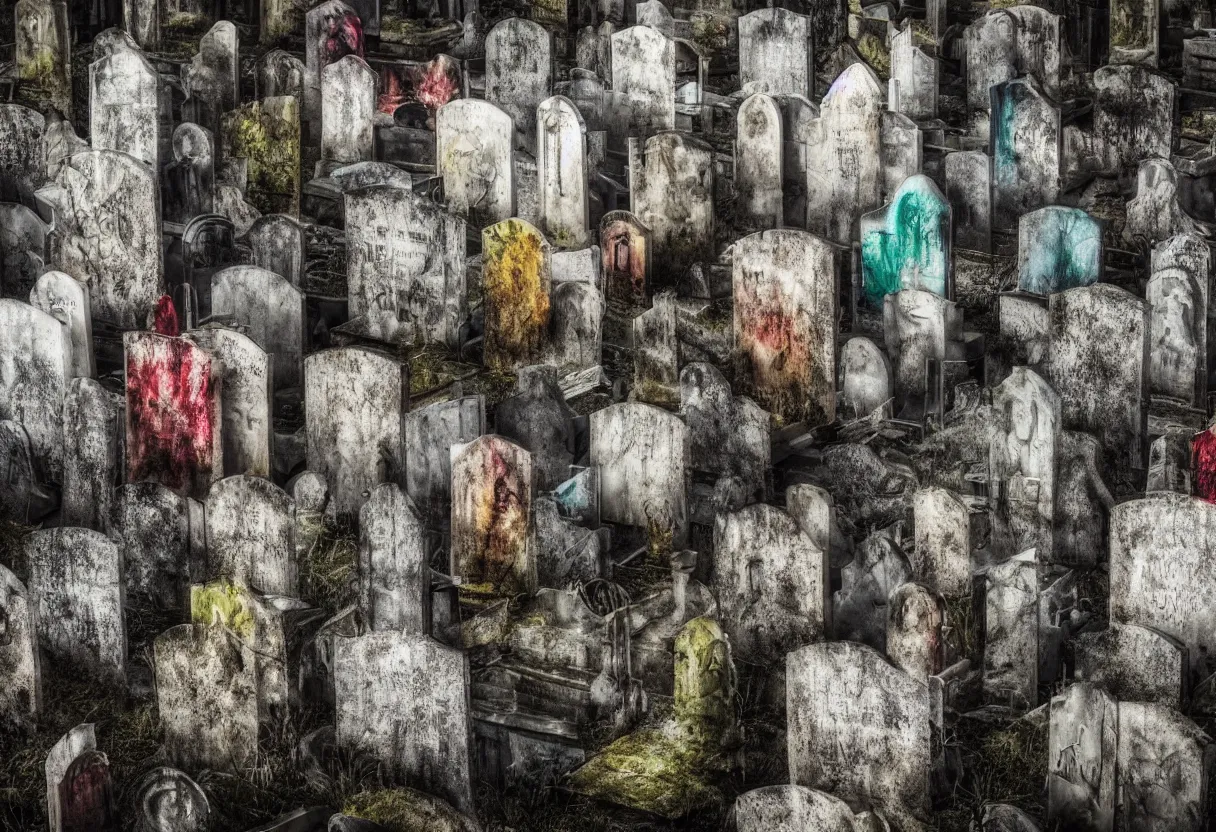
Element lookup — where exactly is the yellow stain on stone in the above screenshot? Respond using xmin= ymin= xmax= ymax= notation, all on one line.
xmin=190 ymin=577 xmax=255 ymax=639
xmin=482 ymin=220 xmax=550 ymax=370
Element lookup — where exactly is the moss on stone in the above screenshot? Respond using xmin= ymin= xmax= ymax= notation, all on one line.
xmin=343 ymin=788 xmax=475 ymax=832
xmin=672 ymin=616 xmax=737 ymax=746
xmin=856 ymin=33 xmax=891 ymax=79
xmin=190 ymin=578 xmax=256 ymax=639
xmin=222 ymin=99 xmax=301 ymax=215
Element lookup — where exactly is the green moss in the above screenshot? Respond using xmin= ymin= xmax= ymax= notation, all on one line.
xmin=856 ymin=32 xmax=891 ymax=79
xmin=164 ymin=11 xmax=209 ymax=31
xmin=691 ymin=14 xmax=730 ymax=58
xmin=567 ymin=729 xmax=722 ymax=818
xmin=222 ymin=99 xmax=301 ymax=215
xmin=673 ymin=617 xmax=737 ymax=745
xmin=343 ymin=788 xmax=474 ymax=831
xmin=381 ymin=15 xmax=424 ymax=36
xmin=190 ymin=578 xmax=256 ymax=639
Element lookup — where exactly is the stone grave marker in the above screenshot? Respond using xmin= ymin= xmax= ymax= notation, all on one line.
xmin=1110 ymin=0 xmax=1159 ymax=66
xmin=162 ymin=123 xmax=215 ymax=225
xmin=733 ymin=229 xmax=837 ymax=426
xmin=304 ymin=0 xmax=365 ymax=138
xmin=989 ymin=367 xmax=1059 ymax=560
xmin=1017 ymin=206 xmax=1103 ymax=295
xmin=0 ymin=104 xmax=47 ymax=203
xmin=1116 ymin=704 xmax=1212 ymax=832
xmin=90 ymin=46 xmax=160 ymax=171
xmin=738 ymin=8 xmax=812 ymax=97
xmin=600 ymin=210 xmax=650 ymax=306
xmin=359 ymin=483 xmax=429 ymax=633
xmin=45 ymin=723 xmax=116 ymax=832
xmin=247 ymin=214 xmax=306 ymax=288
xmin=883 ymin=288 xmax=959 ymax=422
xmin=496 ymin=365 xmax=576 ymax=491
xmin=25 ymin=527 xmax=126 ymax=684
xmin=206 ymin=475 xmax=297 ymax=596
xmin=211 ymin=265 xmax=308 ymax=392
xmin=611 ymin=25 xmax=675 ymax=139
xmin=890 ymin=25 xmax=937 ymax=121
xmin=482 ymin=218 xmax=552 ymax=370
xmin=61 ymin=379 xmax=122 ymax=531
xmin=0 ymin=565 xmax=41 ymax=722
xmin=183 ymin=21 xmax=239 ymax=136
xmin=628 ymin=131 xmax=715 ymax=280
xmin=838 ymin=336 xmax=891 ymax=420
xmin=1125 ymin=159 xmax=1207 ymax=250
xmin=124 ymin=332 xmax=222 ymax=499
xmin=834 ymin=529 xmax=913 ymax=650
xmin=404 ymin=395 xmax=485 ymax=524
xmin=486 ymin=18 xmax=553 ymax=150
xmin=1074 ymin=622 xmax=1185 ymax=707
xmin=436 ymin=99 xmax=515 ymax=227
xmin=1047 ymin=682 xmax=1117 ymax=832
xmin=680 ymin=362 xmax=769 ymax=495
xmin=321 ymin=56 xmax=377 ymax=173
xmin=0 ymin=299 xmax=71 ymax=480
xmin=1092 ymin=65 xmax=1174 ymax=179
xmin=111 ymin=483 xmax=191 ymax=611
xmin=537 ymin=96 xmax=589 ymax=248
xmin=186 ymin=328 xmax=272 ymax=479
xmin=887 ymin=582 xmax=946 ymax=683
xmin=983 ymin=551 xmax=1038 ymax=710
xmin=632 ymin=291 xmax=678 ymax=406
xmin=305 ymin=347 xmax=407 ymax=521
xmin=860 ymin=173 xmax=951 ymax=310
xmin=944 ymin=150 xmax=991 ymax=252
xmin=0 ymin=203 xmax=48 ymax=294
xmin=221 ymin=97 xmax=302 ymax=215
xmin=14 ymin=0 xmax=71 ymax=115
xmin=990 ymin=77 xmax=1061 ymax=231
xmin=911 ymin=486 xmax=971 ymax=598
xmin=735 ymin=93 xmax=784 ymax=232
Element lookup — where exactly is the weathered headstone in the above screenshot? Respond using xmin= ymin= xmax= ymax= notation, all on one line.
xmin=611 ymin=26 xmax=675 ymax=138
xmin=838 ymin=336 xmax=891 ymax=420
xmin=257 ymin=49 xmax=306 ymax=99
xmin=186 ymin=328 xmax=272 ymax=479
xmin=345 ymin=186 xmax=467 ymax=347
xmin=738 ymin=8 xmax=812 ymax=97
xmin=834 ymin=529 xmax=914 ymax=650
xmin=334 ymin=633 xmax=475 ymax=815
xmin=680 ymin=362 xmax=769 ymax=493
xmin=886 ymin=582 xmax=946 ymax=683
xmin=1147 ymin=253 xmax=1207 ymax=407
xmin=359 ymin=483 xmax=429 ymax=633
xmin=0 ymin=104 xmax=47 ymax=203
xmin=1047 ymin=682 xmax=1117 ymax=832
xmin=1017 ymin=206 xmax=1103 ymax=295
xmin=1110 ymin=0 xmax=1159 ymax=66
xmin=45 ymin=723 xmax=116 ymax=832
xmin=0 ymin=565 xmax=41 ymax=722
xmin=436 ymin=99 xmax=515 ymax=227
xmin=589 ymin=402 xmax=688 ymax=546
xmin=628 ymin=131 xmax=715 ymax=279
xmin=450 ymin=435 xmax=536 ymax=596
xmin=1124 ymin=159 xmax=1207 ymax=250
xmin=486 ymin=18 xmax=553 ymax=150
xmin=321 ymin=55 xmax=377 ymax=172
xmin=111 ymin=483 xmax=191 ymax=610
xmin=912 ymin=486 xmax=971 ymax=598
xmin=211 ymin=265 xmax=308 ymax=391
xmin=787 ymin=641 xmax=930 ymax=827
xmin=0 ymin=421 xmax=55 ymax=523
xmin=37 ymin=150 xmax=163 ymax=328
xmin=206 ymin=475 xmax=297 ymax=596
xmin=482 ymin=218 xmax=552 ymax=370
xmin=304 ymin=347 xmax=407 ymax=521
xmin=600 ymin=210 xmax=650 ymax=305
xmin=221 ymin=97 xmax=302 ymax=215
xmin=496 ymin=365 xmax=576 ymax=491
xmin=1046 ymin=284 xmax=1149 ymax=472
xmin=944 ymin=150 xmax=991 ymax=251
xmin=14 ymin=0 xmax=71 ymax=115
xmin=990 ymin=77 xmax=1061 ymax=230
xmin=989 ymin=367 xmax=1059 ymax=561
xmin=90 ymin=46 xmax=160 ymax=171
xmin=25 ymin=528 xmax=126 ymax=684
xmin=883 ymin=288 xmax=959 ymax=421
xmin=60 ymin=379 xmax=121 ymax=531
xmin=713 ymin=504 xmax=827 ymax=662
xmin=162 ymin=123 xmax=215 ymax=224
xmin=304 ymin=0 xmax=365 ymax=137
xmin=0 ymin=299 xmax=71 ymax=480
xmin=983 ymin=551 xmax=1038 ymax=710
xmin=403 ymin=395 xmax=485 ymax=524
xmin=860 ymin=173 xmax=951 ymax=309
xmin=735 ymin=93 xmax=784 ymax=232
xmin=1092 ymin=65 xmax=1174 ymax=179
xmin=124 ymin=332 xmax=221 ymax=499
xmin=247 ymin=214 xmax=306 ymax=288
xmin=183 ymin=21 xmax=240 ymax=136
xmin=537 ymin=96 xmax=589 ymax=248
xmin=733 ymin=785 xmax=863 ymax=831
xmin=1116 ymin=703 xmax=1212 ymax=832
xmin=1074 ymin=622 xmax=1186 ymax=707
xmin=890 ymin=25 xmax=937 ymax=120
xmin=733 ymin=229 xmax=837 ymax=426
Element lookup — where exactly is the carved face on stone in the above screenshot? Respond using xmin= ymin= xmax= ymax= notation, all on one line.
xmin=672 ymin=616 xmax=737 ymax=744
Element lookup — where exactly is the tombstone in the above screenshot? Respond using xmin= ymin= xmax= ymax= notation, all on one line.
xmin=989 ymin=367 xmax=1059 ymax=560
xmin=305 ymin=347 xmax=407 ymax=521
xmin=886 ymin=582 xmax=946 ymax=683
xmin=183 ymin=22 xmax=239 ymax=136
xmin=177 ymin=214 xmax=238 ymax=321
xmin=450 ymin=435 xmax=536 ymax=596
xmin=589 ymin=402 xmax=687 ymax=546
xmin=785 ymin=483 xmax=838 ymax=569
xmin=0 ymin=299 xmax=71 ymax=479
xmin=737 ymin=8 xmax=812 ymax=97
xmin=89 ymin=47 xmax=159 ymax=172
xmin=611 ymin=26 xmax=675 ymax=139
xmin=991 ymin=77 xmax=1062 ymax=230
xmin=345 ymin=186 xmax=467 ymax=347
xmin=221 ymin=97 xmax=302 ymax=216
xmin=45 ymin=723 xmax=116 ymax=832
xmin=1074 ymin=623 xmax=1186 ymax=707
xmin=1047 ymin=284 xmax=1149 ymax=472
xmin=0 ymin=203 xmax=48 ymax=294
xmin=359 ymin=483 xmax=428 ymax=633
xmin=187 ymin=330 xmax=268 ymax=480
xmin=965 ymin=7 xmax=1061 ymax=118
xmin=576 ymin=23 xmax=613 ymax=79
xmin=111 ymin=483 xmax=191 ymax=610
xmin=983 ymin=551 xmax=1038 ymax=710
xmin=154 ymin=624 xmax=259 ymax=773
xmin=247 ymin=214 xmax=306 ymax=288
xmin=1053 ymin=430 xmax=1112 ymax=569
xmin=1047 ymin=682 xmax=1117 ymax=832
xmin=37 ymin=150 xmax=162 ymax=329
xmin=735 ymin=93 xmax=784 ymax=232
xmin=1110 ymin=0 xmax=1158 ymax=66
xmin=787 ymin=641 xmax=929 ymax=826
xmin=636 ymin=0 xmax=673 ymax=35
xmin=14 ymin=0 xmax=71 ymax=115
xmin=890 ymin=26 xmax=936 ymax=121
xmin=911 ymin=487 xmax=971 ymax=598
xmin=134 ymin=768 xmax=209 ymax=832
xmin=1116 ymin=704 xmax=1212 ymax=832
xmin=1000 ymin=292 xmax=1051 ymax=369
xmin=838 ymin=336 xmax=891 ymax=420
xmin=627 ymin=131 xmax=714 ymax=280
xmin=733 ymin=785 xmax=866 ymax=831
xmin=549 ymin=280 xmax=605 ymax=372
xmin=1017 ymin=206 xmax=1103 ymax=295
xmin=435 ymin=99 xmax=515 ymax=227
xmin=404 ymin=395 xmax=484 ymax=523
xmin=732 ymin=229 xmax=836 ymax=426
xmin=679 ymin=362 xmax=769 ymax=493
xmin=321 ymin=56 xmax=377 ymax=172
xmin=204 ymin=476 xmax=296 ymax=595
xmin=211 ymin=265 xmax=307 ymax=392
xmin=334 ymin=633 xmax=475 ymax=815
xmin=485 ymin=19 xmax=552 ymax=150
xmin=0 ymin=105 xmax=47 ymax=204
xmin=536 ymin=96 xmax=589 ymax=248
xmin=712 ymin=504 xmax=826 ymax=662
xmin=0 ymin=565 xmax=41 ymax=722
xmin=1110 ymin=494 xmax=1216 ymax=683
xmin=1147 ymin=261 xmax=1206 ymax=408
xmin=61 ymin=379 xmax=122 ymax=531
xmin=805 ymin=63 xmax=884 ymax=245
xmin=162 ymin=124 xmax=215 ymax=224
xmin=1092 ymin=66 xmax=1174 ymax=179
xmin=860 ymin=173 xmax=951 ymax=310
xmin=600 ymin=210 xmax=650 ymax=305
xmin=304 ymin=0 xmax=365 ymax=136
xmin=884 ymin=288 xmax=959 ymax=422
xmin=945 ymin=150 xmax=991 ymax=252
xmin=1148 ymin=429 xmax=1192 ymax=494
xmin=1125 ymin=159 xmax=1207 ymax=250
xmin=632 ymin=292 xmax=678 ymax=405
xmin=122 ymin=0 xmax=159 ymax=49
xmin=331 ymin=162 xmax=413 ymax=193
xmin=0 ymin=421 xmax=55 ymax=523
xmin=496 ymin=366 xmax=576 ymax=491
xmin=833 ymin=529 xmax=913 ymax=650
xmin=257 ymin=50 xmax=306 ymax=99
xmin=482 ymin=218 xmax=552 ymax=370
xmin=25 ymin=528 xmax=126 ymax=684
xmin=124 ymin=332 xmax=221 ymax=499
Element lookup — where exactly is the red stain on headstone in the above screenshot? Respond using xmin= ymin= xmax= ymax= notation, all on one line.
xmin=152 ymin=295 xmax=179 ymax=336
xmin=1194 ymin=427 xmax=1216 ymax=502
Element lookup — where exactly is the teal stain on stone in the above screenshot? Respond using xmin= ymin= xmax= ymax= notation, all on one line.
xmin=860 ymin=174 xmax=951 ymax=308
xmin=1017 ymin=206 xmax=1103 ymax=295
xmin=991 ymin=80 xmax=1020 ymax=188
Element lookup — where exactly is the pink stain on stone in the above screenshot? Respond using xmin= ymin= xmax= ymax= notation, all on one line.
xmin=153 ymin=295 xmax=180 ymax=336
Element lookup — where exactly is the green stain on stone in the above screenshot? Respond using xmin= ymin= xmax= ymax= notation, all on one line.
xmin=992 ymin=81 xmax=1018 ymax=186
xmin=861 ymin=174 xmax=950 ymax=307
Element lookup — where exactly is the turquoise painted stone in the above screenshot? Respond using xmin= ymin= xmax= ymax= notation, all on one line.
xmin=1017 ymin=205 xmax=1103 ymax=295
xmin=860 ymin=174 xmax=951 ymax=308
